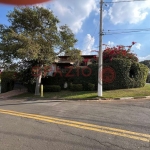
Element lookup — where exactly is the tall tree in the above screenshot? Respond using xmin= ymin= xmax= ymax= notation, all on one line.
xmin=0 ymin=6 xmax=81 ymax=95
xmin=140 ymin=60 xmax=150 ymax=69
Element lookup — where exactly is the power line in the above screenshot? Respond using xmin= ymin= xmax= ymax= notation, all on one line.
xmin=104 ymin=0 xmax=148 ymax=3
xmin=106 ymin=29 xmax=150 ymax=32
xmin=103 ymin=28 xmax=150 ymax=35
xmin=107 ymin=28 xmax=150 ymax=31
xmin=103 ymin=30 xmax=150 ymax=35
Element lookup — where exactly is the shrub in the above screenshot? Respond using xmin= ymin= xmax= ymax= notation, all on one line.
xmin=103 ymin=58 xmax=149 ymax=90
xmin=88 ymin=83 xmax=95 ymax=91
xmin=66 ymin=65 xmax=98 ymax=90
xmin=146 ymin=73 xmax=150 ymax=83
xmin=44 ymin=85 xmax=61 ymax=92
xmin=1 ymin=71 xmax=16 ymax=93
xmin=82 ymin=81 xmax=89 ymax=91
xmin=42 ymin=74 xmax=65 ymax=89
xmin=40 ymin=58 xmax=148 ymax=91
xmin=70 ymin=84 xmax=83 ymax=91
xmin=1 ymin=78 xmax=14 ymax=93
xmin=43 ymin=85 xmax=50 ymax=92
xmin=103 ymin=42 xmax=138 ymax=62
xmin=26 ymin=83 xmax=35 ymax=93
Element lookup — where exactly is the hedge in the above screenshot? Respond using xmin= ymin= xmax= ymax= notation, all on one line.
xmin=0 ymin=71 xmax=15 ymax=93
xmin=26 ymin=83 xmax=36 ymax=93
xmin=26 ymin=84 xmax=61 ymax=93
xmin=88 ymin=83 xmax=95 ymax=91
xmin=41 ymin=58 xmax=148 ymax=91
xmin=44 ymin=85 xmax=61 ymax=92
xmin=42 ymin=74 xmax=65 ymax=89
xmin=103 ymin=58 xmax=148 ymax=90
xmin=70 ymin=84 xmax=83 ymax=91
xmin=146 ymin=73 xmax=150 ymax=83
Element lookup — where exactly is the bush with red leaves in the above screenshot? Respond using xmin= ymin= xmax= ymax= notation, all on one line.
xmin=103 ymin=42 xmax=138 ymax=62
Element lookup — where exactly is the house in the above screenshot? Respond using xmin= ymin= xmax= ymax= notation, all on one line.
xmin=47 ymin=55 xmax=98 ymax=76
xmin=56 ymin=55 xmax=97 ymax=67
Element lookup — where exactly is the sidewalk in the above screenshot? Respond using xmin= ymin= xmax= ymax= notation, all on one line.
xmin=0 ymin=89 xmax=27 ymax=99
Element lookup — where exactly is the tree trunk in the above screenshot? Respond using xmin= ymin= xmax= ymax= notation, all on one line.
xmin=35 ymin=73 xmax=42 ymax=95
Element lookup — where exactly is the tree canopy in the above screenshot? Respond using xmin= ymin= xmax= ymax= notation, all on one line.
xmin=0 ymin=6 xmax=80 ymax=66
xmin=140 ymin=60 xmax=150 ymax=69
xmin=0 ymin=6 xmax=81 ymax=95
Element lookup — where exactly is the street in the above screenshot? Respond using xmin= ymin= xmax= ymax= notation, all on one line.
xmin=0 ymin=98 xmax=150 ymax=150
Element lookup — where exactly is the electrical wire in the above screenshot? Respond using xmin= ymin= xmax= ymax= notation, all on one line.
xmin=104 ymin=0 xmax=148 ymax=3
xmin=103 ymin=29 xmax=150 ymax=35
xmin=104 ymin=28 xmax=150 ymax=34
xmin=107 ymin=28 xmax=150 ymax=31
xmin=78 ymin=0 xmax=149 ymax=50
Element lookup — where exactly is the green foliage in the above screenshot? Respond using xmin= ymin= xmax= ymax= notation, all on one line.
xmin=1 ymin=71 xmax=15 ymax=93
xmin=44 ymin=85 xmax=61 ymax=92
xmin=26 ymin=84 xmax=61 ymax=93
xmin=42 ymin=74 xmax=65 ymax=89
xmin=65 ymin=49 xmax=83 ymax=65
xmin=0 ymin=71 xmax=16 ymax=79
xmin=140 ymin=60 xmax=150 ymax=83
xmin=40 ymin=59 xmax=148 ymax=91
xmin=70 ymin=84 xmax=83 ymax=91
xmin=146 ymin=74 xmax=150 ymax=83
xmin=26 ymin=83 xmax=35 ymax=93
xmin=17 ymin=60 xmax=39 ymax=85
xmin=41 ymin=65 xmax=97 ymax=91
xmin=66 ymin=65 xmax=98 ymax=90
xmin=1 ymin=78 xmax=14 ymax=93
xmin=0 ymin=7 xmax=82 ymax=95
xmin=140 ymin=60 xmax=150 ymax=69
xmin=0 ymin=7 xmax=81 ymax=65
xmin=87 ymin=83 xmax=95 ymax=91
xmin=101 ymin=43 xmax=147 ymax=89
xmin=103 ymin=58 xmax=148 ymax=90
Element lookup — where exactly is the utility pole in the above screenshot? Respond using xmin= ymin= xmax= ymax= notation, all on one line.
xmin=98 ymin=0 xmax=103 ymax=96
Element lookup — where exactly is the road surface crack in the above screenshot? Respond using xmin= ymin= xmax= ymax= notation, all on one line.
xmin=56 ymin=124 xmax=132 ymax=150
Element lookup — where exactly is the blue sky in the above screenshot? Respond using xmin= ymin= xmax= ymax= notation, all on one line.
xmin=0 ymin=0 xmax=150 ymax=61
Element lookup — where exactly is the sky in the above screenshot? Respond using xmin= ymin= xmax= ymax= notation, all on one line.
xmin=0 ymin=0 xmax=150 ymax=61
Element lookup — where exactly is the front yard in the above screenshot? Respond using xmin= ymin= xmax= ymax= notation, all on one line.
xmin=13 ymin=84 xmax=150 ymax=100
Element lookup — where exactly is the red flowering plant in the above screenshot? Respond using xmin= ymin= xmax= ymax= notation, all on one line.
xmin=103 ymin=42 xmax=138 ymax=62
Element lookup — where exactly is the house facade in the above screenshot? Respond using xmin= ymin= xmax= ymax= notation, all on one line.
xmin=46 ymin=55 xmax=98 ymax=76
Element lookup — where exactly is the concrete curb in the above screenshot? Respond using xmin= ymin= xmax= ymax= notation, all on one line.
xmin=79 ymin=96 xmax=150 ymax=101
xmin=8 ymin=96 xmax=150 ymax=102
xmin=114 ymin=97 xmax=134 ymax=100
xmin=97 ymin=96 xmax=149 ymax=101
xmin=3 ymin=94 xmax=150 ymax=102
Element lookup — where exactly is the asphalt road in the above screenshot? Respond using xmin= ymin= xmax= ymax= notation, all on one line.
xmin=0 ymin=98 xmax=150 ymax=150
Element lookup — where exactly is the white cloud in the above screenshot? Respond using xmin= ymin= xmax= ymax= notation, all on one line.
xmin=107 ymin=41 xmax=115 ymax=47
xmin=47 ymin=0 xmax=98 ymax=33
xmin=103 ymin=10 xmax=108 ymax=18
xmin=82 ymin=34 xmax=95 ymax=55
xmin=139 ymin=55 xmax=150 ymax=62
xmin=108 ymin=0 xmax=150 ymax=24
xmin=134 ymin=43 xmax=141 ymax=50
xmin=93 ymin=9 xmax=107 ymax=25
xmin=93 ymin=18 xmax=98 ymax=25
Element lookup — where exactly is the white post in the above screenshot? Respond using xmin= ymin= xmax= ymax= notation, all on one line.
xmin=98 ymin=0 xmax=103 ymax=97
